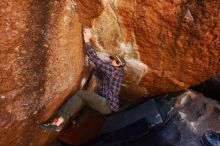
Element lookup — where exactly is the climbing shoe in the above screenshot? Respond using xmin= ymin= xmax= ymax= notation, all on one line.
xmin=38 ymin=122 xmax=64 ymax=132
xmin=39 ymin=117 xmax=65 ymax=132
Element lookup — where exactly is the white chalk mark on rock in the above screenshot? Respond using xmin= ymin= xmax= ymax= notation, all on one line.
xmin=80 ymin=77 xmax=87 ymax=89
xmin=184 ymin=9 xmax=194 ymax=22
xmin=125 ymin=57 xmax=148 ymax=84
xmin=97 ymin=51 xmax=111 ymax=62
xmin=118 ymin=42 xmax=133 ymax=53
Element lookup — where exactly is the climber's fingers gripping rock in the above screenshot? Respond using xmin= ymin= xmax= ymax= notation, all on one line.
xmin=83 ymin=28 xmax=92 ymax=43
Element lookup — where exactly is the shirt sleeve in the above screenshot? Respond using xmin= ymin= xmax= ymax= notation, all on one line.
xmin=94 ymin=69 xmax=103 ymax=79
xmin=84 ymin=43 xmax=116 ymax=75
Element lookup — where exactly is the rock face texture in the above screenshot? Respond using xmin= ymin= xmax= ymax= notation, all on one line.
xmin=0 ymin=0 xmax=219 ymax=146
xmin=0 ymin=0 xmax=84 ymax=145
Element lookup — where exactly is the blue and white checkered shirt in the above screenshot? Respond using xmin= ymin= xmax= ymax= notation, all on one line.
xmin=85 ymin=43 xmax=124 ymax=112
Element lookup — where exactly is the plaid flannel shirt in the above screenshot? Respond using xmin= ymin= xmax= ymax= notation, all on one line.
xmin=85 ymin=43 xmax=124 ymax=112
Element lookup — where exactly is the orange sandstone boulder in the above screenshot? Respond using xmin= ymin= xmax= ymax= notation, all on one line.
xmin=0 ymin=0 xmax=219 ymax=146
xmin=81 ymin=0 xmax=220 ymax=98
xmin=0 ymin=0 xmax=84 ymax=145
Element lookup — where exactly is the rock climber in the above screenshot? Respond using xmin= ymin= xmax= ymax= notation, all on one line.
xmin=39 ymin=29 xmax=126 ymax=132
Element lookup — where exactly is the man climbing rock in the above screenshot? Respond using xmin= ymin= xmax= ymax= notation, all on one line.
xmin=39 ymin=29 xmax=126 ymax=132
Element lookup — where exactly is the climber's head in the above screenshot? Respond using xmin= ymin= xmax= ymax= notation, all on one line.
xmin=109 ymin=55 xmax=126 ymax=68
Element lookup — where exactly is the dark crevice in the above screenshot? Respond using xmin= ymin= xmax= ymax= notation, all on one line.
xmin=19 ymin=0 xmax=50 ymax=116
xmin=191 ymin=75 xmax=220 ymax=102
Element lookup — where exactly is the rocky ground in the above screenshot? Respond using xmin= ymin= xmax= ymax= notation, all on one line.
xmin=50 ymin=89 xmax=220 ymax=146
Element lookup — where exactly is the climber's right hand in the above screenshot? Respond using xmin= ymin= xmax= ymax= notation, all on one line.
xmin=83 ymin=28 xmax=92 ymax=43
